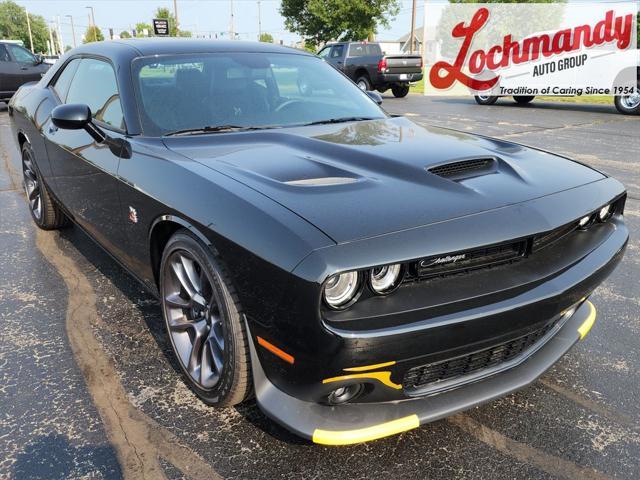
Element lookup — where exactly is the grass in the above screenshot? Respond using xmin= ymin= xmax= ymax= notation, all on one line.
xmin=409 ymin=68 xmax=615 ymax=106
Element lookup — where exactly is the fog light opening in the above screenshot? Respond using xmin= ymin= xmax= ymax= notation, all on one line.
xmin=327 ymin=384 xmax=364 ymax=405
xmin=598 ymin=204 xmax=613 ymax=222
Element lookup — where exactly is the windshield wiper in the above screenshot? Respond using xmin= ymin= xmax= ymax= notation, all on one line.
xmin=301 ymin=116 xmax=380 ymax=127
xmin=164 ymin=125 xmax=269 ymax=136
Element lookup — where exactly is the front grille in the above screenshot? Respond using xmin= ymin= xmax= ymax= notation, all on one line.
xmin=403 ymin=318 xmax=559 ymax=391
xmin=411 ymin=240 xmax=526 ymax=280
xmin=428 ymin=158 xmax=495 ymax=179
xmin=532 ymin=221 xmax=578 ymax=252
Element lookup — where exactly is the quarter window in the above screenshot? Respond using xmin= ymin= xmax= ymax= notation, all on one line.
xmin=65 ymin=58 xmax=125 ymax=130
xmin=7 ymin=44 xmax=35 ymax=63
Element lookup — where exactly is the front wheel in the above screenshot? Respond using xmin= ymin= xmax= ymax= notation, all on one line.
xmin=160 ymin=230 xmax=252 ymax=406
xmin=474 ymin=95 xmax=498 ymax=105
xmin=614 ymin=92 xmax=640 ymax=115
xmin=514 ymin=96 xmax=535 ymax=104
xmin=391 ymin=84 xmax=410 ymax=98
xmin=21 ymin=143 xmax=69 ymax=230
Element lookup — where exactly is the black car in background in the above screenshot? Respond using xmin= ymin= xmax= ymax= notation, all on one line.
xmin=8 ymin=40 xmax=628 ymax=445
xmin=319 ymin=41 xmax=423 ymax=97
xmin=0 ymin=41 xmax=49 ymax=103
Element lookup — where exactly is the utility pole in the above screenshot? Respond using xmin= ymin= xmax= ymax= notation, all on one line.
xmin=24 ymin=7 xmax=34 ymax=53
xmin=56 ymin=16 xmax=64 ymax=54
xmin=409 ymin=0 xmax=417 ymax=54
xmin=173 ymin=0 xmax=179 ymax=35
xmin=257 ymin=0 xmax=261 ymax=41
xmin=48 ymin=22 xmax=55 ymax=55
xmin=229 ymin=0 xmax=235 ymax=40
xmin=86 ymin=6 xmax=97 ymax=42
xmin=66 ymin=15 xmax=77 ymax=48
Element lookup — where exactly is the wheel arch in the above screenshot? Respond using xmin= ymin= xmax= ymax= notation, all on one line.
xmin=354 ymin=68 xmax=370 ymax=80
xmin=148 ymin=215 xmax=214 ymax=287
xmin=17 ymin=130 xmax=30 ymax=151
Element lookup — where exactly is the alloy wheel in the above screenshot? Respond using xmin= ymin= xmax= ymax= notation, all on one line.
xmin=162 ymin=250 xmax=225 ymax=390
xmin=22 ymin=151 xmax=42 ymax=220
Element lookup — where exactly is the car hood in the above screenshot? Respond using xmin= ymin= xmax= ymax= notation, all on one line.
xmin=164 ymin=117 xmax=604 ymax=243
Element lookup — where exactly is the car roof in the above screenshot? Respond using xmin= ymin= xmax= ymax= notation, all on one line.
xmin=72 ymin=39 xmax=312 ymax=57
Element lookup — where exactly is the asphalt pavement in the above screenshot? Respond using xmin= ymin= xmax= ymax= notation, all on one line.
xmin=0 ymin=96 xmax=638 ymax=480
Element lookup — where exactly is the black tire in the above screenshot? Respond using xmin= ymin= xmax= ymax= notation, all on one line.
xmin=514 ymin=96 xmax=535 ymax=104
xmin=21 ymin=142 xmax=69 ymax=230
xmin=474 ymin=95 xmax=499 ymax=105
xmin=614 ymin=94 xmax=640 ymax=115
xmin=391 ymin=84 xmax=410 ymax=98
xmin=356 ymin=75 xmax=371 ymax=91
xmin=160 ymin=230 xmax=252 ymax=406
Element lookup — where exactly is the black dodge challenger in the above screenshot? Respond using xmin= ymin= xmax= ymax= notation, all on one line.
xmin=8 ymin=40 xmax=628 ymax=445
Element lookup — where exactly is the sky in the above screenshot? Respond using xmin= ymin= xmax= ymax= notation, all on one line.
xmin=15 ymin=0 xmax=427 ymax=47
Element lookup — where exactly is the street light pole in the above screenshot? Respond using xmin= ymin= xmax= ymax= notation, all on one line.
xmin=229 ymin=0 xmax=235 ymax=40
xmin=24 ymin=6 xmax=34 ymax=53
xmin=409 ymin=0 xmax=417 ymax=54
xmin=86 ymin=6 xmax=97 ymax=42
xmin=173 ymin=0 xmax=179 ymax=35
xmin=56 ymin=16 xmax=64 ymax=53
xmin=257 ymin=0 xmax=261 ymax=41
xmin=66 ymin=15 xmax=77 ymax=48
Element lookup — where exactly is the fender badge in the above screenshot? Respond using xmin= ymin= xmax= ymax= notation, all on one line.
xmin=128 ymin=206 xmax=138 ymax=224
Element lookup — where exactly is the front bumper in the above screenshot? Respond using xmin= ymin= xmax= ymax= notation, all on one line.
xmin=249 ymin=300 xmax=596 ymax=445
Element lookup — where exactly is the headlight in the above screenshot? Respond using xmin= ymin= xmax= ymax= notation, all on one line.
xmin=578 ymin=215 xmax=592 ymax=229
xmin=324 ymin=271 xmax=360 ymax=309
xmin=369 ymin=264 xmax=403 ymax=294
xmin=598 ymin=204 xmax=613 ymax=222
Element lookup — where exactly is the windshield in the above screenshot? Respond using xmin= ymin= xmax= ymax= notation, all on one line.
xmin=132 ymin=52 xmax=386 ymax=136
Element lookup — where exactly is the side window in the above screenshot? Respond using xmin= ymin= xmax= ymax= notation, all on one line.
xmin=330 ymin=45 xmax=344 ymax=58
xmin=317 ymin=47 xmax=331 ymax=59
xmin=0 ymin=45 xmax=10 ymax=62
xmin=52 ymin=58 xmax=81 ymax=102
xmin=7 ymin=44 xmax=35 ymax=63
xmin=66 ymin=58 xmax=125 ymax=130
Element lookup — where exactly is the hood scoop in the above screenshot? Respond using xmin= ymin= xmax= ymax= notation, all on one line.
xmin=428 ymin=157 xmax=496 ymax=180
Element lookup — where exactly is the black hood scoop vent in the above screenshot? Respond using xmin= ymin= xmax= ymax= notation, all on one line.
xmin=428 ymin=157 xmax=496 ymax=180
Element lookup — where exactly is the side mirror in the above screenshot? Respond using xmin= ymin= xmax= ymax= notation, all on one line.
xmin=51 ymin=103 xmax=106 ymax=143
xmin=33 ymin=54 xmax=44 ymax=65
xmin=366 ymin=90 xmax=383 ymax=105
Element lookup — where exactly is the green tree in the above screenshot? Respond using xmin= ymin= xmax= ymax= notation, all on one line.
xmin=82 ymin=25 xmax=104 ymax=44
xmin=281 ymin=0 xmax=400 ymax=47
xmin=0 ymin=0 xmax=49 ymax=53
xmin=119 ymin=30 xmax=131 ymax=39
xmin=135 ymin=22 xmax=152 ymax=37
xmin=155 ymin=7 xmax=179 ymax=36
xmin=259 ymin=32 xmax=274 ymax=43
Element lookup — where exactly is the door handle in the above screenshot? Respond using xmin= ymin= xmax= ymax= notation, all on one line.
xmin=20 ymin=66 xmax=28 ymax=70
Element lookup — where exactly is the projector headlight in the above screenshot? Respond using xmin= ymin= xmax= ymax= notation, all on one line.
xmin=324 ymin=271 xmax=360 ymax=309
xmin=578 ymin=214 xmax=592 ymax=229
xmin=598 ymin=204 xmax=613 ymax=222
xmin=369 ymin=264 xmax=403 ymax=294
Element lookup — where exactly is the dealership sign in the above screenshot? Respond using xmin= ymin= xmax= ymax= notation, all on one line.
xmin=425 ymin=2 xmax=639 ymax=96
xmin=153 ymin=18 xmax=170 ymax=36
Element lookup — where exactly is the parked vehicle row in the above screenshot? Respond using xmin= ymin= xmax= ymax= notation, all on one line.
xmin=0 ymin=41 xmax=50 ymax=102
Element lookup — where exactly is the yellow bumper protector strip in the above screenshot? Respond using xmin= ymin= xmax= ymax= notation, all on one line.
xmin=343 ymin=361 xmax=396 ymax=372
xmin=312 ymin=415 xmax=420 ymax=445
xmin=322 ymin=371 xmax=402 ymax=390
xmin=577 ymin=301 xmax=597 ymax=340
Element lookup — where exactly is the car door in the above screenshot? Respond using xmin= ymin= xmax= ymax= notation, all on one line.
xmin=327 ymin=44 xmax=346 ymax=72
xmin=43 ymin=56 xmax=129 ymax=260
xmin=5 ymin=43 xmax=48 ymax=90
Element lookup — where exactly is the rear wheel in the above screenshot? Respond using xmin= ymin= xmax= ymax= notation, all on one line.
xmin=356 ymin=75 xmax=371 ymax=91
xmin=160 ymin=230 xmax=252 ymax=406
xmin=21 ymin=143 xmax=69 ymax=230
xmin=514 ymin=96 xmax=535 ymax=104
xmin=474 ymin=95 xmax=498 ymax=105
xmin=614 ymin=92 xmax=640 ymax=115
xmin=391 ymin=84 xmax=410 ymax=98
